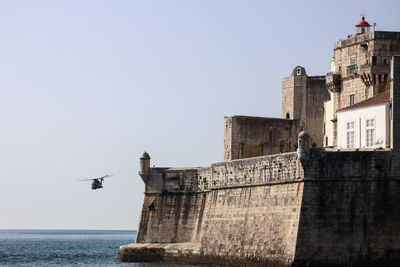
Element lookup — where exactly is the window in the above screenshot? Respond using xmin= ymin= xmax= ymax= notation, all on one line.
xmin=350 ymin=57 xmax=356 ymax=65
xmin=350 ymin=94 xmax=355 ymax=105
xmin=346 ymin=121 xmax=355 ymax=148
xmin=325 ymin=136 xmax=328 ymax=146
xmin=366 ymin=118 xmax=375 ymax=147
xmin=372 ymin=56 xmax=376 ymax=65
xmin=296 ymin=67 xmax=302 ymax=76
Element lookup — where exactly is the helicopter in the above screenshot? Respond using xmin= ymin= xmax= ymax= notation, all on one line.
xmin=78 ymin=175 xmax=114 ymax=190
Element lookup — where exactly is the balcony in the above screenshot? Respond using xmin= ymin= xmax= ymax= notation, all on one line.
xmin=360 ymin=63 xmax=390 ymax=87
xmin=326 ymin=72 xmax=341 ymax=93
xmin=346 ymin=64 xmax=358 ymax=75
xmin=359 ymin=63 xmax=390 ymax=75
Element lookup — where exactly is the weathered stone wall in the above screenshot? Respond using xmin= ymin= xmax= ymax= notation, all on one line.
xmin=281 ymin=67 xmax=329 ymax=148
xmin=224 ymin=116 xmax=233 ymax=160
xmin=391 ymin=56 xmax=400 ymax=151
xmin=305 ymin=77 xmax=330 ymax=147
xmin=135 ymin=168 xmax=202 ymax=243
xmin=282 ymin=74 xmax=296 ymax=120
xmin=200 ymin=152 xmax=298 ymax=190
xmin=135 ymin=192 xmax=202 ymax=243
xmin=136 ymin=152 xmax=303 ymax=266
xmin=338 ymin=78 xmax=368 ymax=109
xmin=198 ymin=183 xmax=303 ymax=266
xmin=224 ymin=115 xmax=299 ymax=160
xmin=295 ymin=150 xmax=400 ymax=266
xmin=282 ymin=67 xmax=307 ymax=122
xmin=121 ymin=149 xmax=400 ymax=266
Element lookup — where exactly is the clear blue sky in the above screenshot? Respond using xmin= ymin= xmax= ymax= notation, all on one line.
xmin=1 ymin=0 xmax=399 ymax=230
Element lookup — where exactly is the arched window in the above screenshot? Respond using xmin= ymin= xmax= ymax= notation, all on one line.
xmin=296 ymin=67 xmax=302 ymax=76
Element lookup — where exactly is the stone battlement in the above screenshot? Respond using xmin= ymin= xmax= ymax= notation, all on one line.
xmin=199 ymin=152 xmax=298 ymax=191
xmin=335 ymin=31 xmax=400 ymax=49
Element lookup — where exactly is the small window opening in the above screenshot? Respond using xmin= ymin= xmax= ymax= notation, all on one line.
xmin=372 ymin=56 xmax=377 ymax=65
xmin=350 ymin=94 xmax=355 ymax=105
xmin=296 ymin=67 xmax=302 ymax=76
xmin=148 ymin=202 xmax=155 ymax=211
xmin=286 ymin=113 xmax=290 ymax=119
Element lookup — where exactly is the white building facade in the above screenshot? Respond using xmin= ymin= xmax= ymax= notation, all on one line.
xmin=337 ymin=92 xmax=390 ymax=149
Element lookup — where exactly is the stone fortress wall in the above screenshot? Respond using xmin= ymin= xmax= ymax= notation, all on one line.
xmin=119 ymin=142 xmax=400 ymax=266
xmin=295 ymin=150 xmax=400 ymax=266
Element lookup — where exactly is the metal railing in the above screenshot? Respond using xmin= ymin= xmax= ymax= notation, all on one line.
xmin=360 ymin=63 xmax=390 ymax=70
xmin=346 ymin=64 xmax=357 ymax=75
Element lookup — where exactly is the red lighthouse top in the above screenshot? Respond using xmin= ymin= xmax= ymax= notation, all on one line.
xmin=355 ymin=16 xmax=371 ymax=35
xmin=356 ymin=16 xmax=371 ymax=27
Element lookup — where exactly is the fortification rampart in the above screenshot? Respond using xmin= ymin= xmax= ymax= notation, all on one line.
xmin=200 ymin=152 xmax=298 ymax=190
xmin=119 ymin=145 xmax=400 ymax=266
xmin=295 ymin=149 xmax=400 ymax=266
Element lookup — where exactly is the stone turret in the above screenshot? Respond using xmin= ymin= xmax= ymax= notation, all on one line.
xmin=139 ymin=151 xmax=150 ymax=181
xmin=297 ymin=131 xmax=310 ymax=160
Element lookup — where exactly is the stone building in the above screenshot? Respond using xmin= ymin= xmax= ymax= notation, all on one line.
xmin=324 ymin=17 xmax=400 ymax=147
xmin=118 ymin=17 xmax=400 ymax=266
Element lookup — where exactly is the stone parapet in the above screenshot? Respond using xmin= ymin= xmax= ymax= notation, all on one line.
xmin=334 ymin=31 xmax=400 ymax=50
xmin=199 ymin=152 xmax=298 ymax=191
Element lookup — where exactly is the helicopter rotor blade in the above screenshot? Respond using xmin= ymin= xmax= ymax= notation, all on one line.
xmin=96 ymin=174 xmax=114 ymax=180
xmin=77 ymin=175 xmax=113 ymax=182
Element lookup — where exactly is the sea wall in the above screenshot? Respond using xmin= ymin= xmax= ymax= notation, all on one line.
xmin=198 ymin=181 xmax=303 ymax=265
xmin=135 ymin=168 xmax=202 ymax=243
xmin=196 ymin=153 xmax=303 ymax=266
xmin=295 ymin=150 xmax=400 ymax=266
xmin=119 ymin=149 xmax=400 ymax=266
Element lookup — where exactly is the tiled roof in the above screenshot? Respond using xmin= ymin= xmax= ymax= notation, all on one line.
xmin=338 ymin=91 xmax=390 ymax=112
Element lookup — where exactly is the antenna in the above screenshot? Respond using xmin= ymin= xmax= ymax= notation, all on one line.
xmin=373 ymin=22 xmax=377 ymax=31
xmin=360 ymin=11 xmax=367 ymax=18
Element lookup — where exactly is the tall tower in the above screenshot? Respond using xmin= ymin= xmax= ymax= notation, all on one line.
xmin=282 ymin=66 xmax=307 ymax=125
xmin=282 ymin=66 xmax=330 ymax=147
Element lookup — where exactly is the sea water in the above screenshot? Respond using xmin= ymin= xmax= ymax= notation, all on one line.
xmin=0 ymin=230 xmax=199 ymax=266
